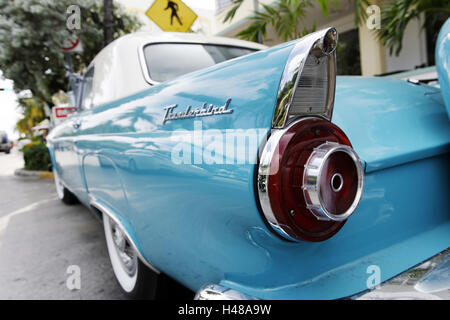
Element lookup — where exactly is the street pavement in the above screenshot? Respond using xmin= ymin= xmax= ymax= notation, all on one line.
xmin=0 ymin=149 xmax=124 ymax=299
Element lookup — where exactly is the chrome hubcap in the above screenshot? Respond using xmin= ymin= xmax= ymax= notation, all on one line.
xmin=110 ymin=221 xmax=137 ymax=277
xmin=54 ymin=172 xmax=64 ymax=199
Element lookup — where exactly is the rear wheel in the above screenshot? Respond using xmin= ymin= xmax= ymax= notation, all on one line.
xmin=54 ymin=170 xmax=78 ymax=205
xmin=103 ymin=213 xmax=162 ymax=299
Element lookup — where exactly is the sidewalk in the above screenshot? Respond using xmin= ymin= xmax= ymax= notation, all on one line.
xmin=0 ymin=149 xmax=24 ymax=176
xmin=0 ymin=148 xmax=53 ymax=179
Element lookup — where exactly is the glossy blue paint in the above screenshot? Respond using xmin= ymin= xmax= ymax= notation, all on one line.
xmin=48 ymin=35 xmax=450 ymax=299
xmin=222 ymin=155 xmax=449 ymax=299
xmin=436 ymin=18 xmax=450 ymax=118
xmin=334 ymin=77 xmax=450 ymax=173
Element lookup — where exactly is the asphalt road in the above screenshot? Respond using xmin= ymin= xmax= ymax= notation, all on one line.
xmin=0 ymin=150 xmax=124 ymax=299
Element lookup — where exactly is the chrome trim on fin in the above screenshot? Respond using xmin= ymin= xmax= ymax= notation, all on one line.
xmin=273 ymin=27 xmax=338 ymax=129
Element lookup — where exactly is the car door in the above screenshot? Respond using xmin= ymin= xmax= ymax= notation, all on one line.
xmin=57 ymin=67 xmax=95 ymax=201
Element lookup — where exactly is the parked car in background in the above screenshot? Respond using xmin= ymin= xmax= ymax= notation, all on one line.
xmin=47 ymin=20 xmax=450 ymax=300
xmin=0 ymin=131 xmax=11 ymax=154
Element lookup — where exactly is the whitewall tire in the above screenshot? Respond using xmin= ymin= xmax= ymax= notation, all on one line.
xmin=103 ymin=213 xmax=163 ymax=299
xmin=54 ymin=170 xmax=78 ymax=204
xmin=103 ymin=213 xmax=138 ymax=292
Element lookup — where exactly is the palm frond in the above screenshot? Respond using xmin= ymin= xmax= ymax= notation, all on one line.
xmin=353 ymin=0 xmax=372 ymax=26
xmin=376 ymin=0 xmax=450 ymax=55
xmin=235 ymin=0 xmax=316 ymax=42
xmin=222 ymin=0 xmax=244 ymax=23
xmin=236 ymin=19 xmax=268 ymax=42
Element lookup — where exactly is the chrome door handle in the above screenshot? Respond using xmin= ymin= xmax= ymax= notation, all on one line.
xmin=72 ymin=120 xmax=82 ymax=129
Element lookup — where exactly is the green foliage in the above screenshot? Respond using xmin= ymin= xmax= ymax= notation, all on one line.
xmin=353 ymin=0 xmax=372 ymax=27
xmin=23 ymin=143 xmax=51 ymax=171
xmin=316 ymin=0 xmax=340 ymax=18
xmin=222 ymin=0 xmax=245 ymax=23
xmin=225 ymin=0 xmax=449 ymax=58
xmin=236 ymin=0 xmax=317 ymax=42
xmin=16 ymin=96 xmax=46 ymax=138
xmin=230 ymin=0 xmax=337 ymax=42
xmin=0 ymin=0 xmax=142 ymax=104
xmin=376 ymin=0 xmax=450 ymax=55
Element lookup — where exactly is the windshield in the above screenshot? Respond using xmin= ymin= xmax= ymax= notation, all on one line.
xmin=143 ymin=43 xmax=257 ymax=83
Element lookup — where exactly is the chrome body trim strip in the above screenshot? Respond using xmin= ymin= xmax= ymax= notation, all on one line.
xmin=272 ymin=28 xmax=337 ymax=129
xmin=89 ymin=198 xmax=161 ymax=274
xmin=194 ymin=284 xmax=258 ymax=300
xmin=138 ymin=41 xmax=264 ymax=86
xmin=138 ymin=43 xmax=159 ymax=86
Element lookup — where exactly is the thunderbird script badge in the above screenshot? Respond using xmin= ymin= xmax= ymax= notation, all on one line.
xmin=162 ymin=98 xmax=233 ymax=124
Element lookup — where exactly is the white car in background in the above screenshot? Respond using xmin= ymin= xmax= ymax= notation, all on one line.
xmin=0 ymin=131 xmax=11 ymax=154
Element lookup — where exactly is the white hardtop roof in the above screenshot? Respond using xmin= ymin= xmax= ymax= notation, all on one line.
xmin=87 ymin=32 xmax=267 ymax=107
xmin=89 ymin=32 xmax=266 ymax=68
xmin=131 ymin=31 xmax=266 ymax=48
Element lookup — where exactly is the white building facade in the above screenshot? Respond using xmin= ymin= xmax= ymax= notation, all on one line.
xmin=213 ymin=0 xmax=429 ymax=76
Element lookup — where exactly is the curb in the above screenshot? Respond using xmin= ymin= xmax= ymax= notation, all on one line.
xmin=14 ymin=168 xmax=54 ymax=179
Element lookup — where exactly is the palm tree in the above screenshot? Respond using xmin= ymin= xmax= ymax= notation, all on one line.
xmin=225 ymin=0 xmax=335 ymax=42
xmin=224 ymin=0 xmax=450 ymax=56
xmin=16 ymin=97 xmax=46 ymax=138
xmin=376 ymin=0 xmax=450 ymax=55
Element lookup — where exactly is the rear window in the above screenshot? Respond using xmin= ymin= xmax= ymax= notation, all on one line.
xmin=143 ymin=43 xmax=256 ymax=82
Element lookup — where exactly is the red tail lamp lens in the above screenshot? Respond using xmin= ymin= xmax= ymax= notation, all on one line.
xmin=257 ymin=118 xmax=364 ymax=242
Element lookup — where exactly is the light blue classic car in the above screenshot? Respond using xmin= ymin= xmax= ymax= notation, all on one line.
xmin=47 ymin=21 xmax=450 ymax=300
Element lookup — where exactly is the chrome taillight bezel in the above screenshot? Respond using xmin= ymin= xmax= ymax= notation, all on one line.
xmin=302 ymin=142 xmax=364 ymax=221
xmin=257 ymin=118 xmax=365 ymax=242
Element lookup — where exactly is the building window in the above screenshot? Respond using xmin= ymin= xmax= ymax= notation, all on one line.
xmin=425 ymin=12 xmax=449 ymax=66
xmin=336 ymin=29 xmax=361 ymax=75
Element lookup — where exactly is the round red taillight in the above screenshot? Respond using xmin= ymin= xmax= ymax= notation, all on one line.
xmin=257 ymin=118 xmax=364 ymax=242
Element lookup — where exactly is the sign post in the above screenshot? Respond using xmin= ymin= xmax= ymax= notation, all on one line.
xmin=61 ymin=35 xmax=83 ymax=113
xmin=62 ymin=35 xmax=83 ymax=53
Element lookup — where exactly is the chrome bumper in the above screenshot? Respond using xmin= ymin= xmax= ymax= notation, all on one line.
xmin=356 ymin=248 xmax=449 ymax=300
xmin=194 ymin=284 xmax=258 ymax=300
xmin=195 ymin=248 xmax=449 ymax=300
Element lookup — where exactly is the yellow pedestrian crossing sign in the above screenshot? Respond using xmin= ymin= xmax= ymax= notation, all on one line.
xmin=145 ymin=0 xmax=198 ymax=33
